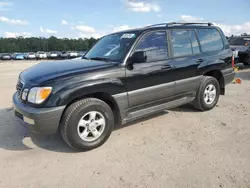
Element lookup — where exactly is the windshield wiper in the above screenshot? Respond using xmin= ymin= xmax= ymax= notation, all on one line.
xmin=89 ymin=57 xmax=112 ymax=62
xmin=81 ymin=56 xmax=89 ymax=60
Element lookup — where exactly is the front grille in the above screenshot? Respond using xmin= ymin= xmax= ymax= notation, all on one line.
xmin=15 ymin=111 xmax=23 ymax=120
xmin=16 ymin=79 xmax=24 ymax=98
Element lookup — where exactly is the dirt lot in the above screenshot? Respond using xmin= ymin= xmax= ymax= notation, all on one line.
xmin=0 ymin=61 xmax=250 ymax=188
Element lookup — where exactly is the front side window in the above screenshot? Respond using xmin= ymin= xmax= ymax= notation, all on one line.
xmin=85 ymin=32 xmax=138 ymax=62
xmin=197 ymin=28 xmax=224 ymax=52
xmin=134 ymin=31 xmax=169 ymax=62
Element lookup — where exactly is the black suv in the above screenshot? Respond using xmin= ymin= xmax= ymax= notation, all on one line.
xmin=13 ymin=22 xmax=235 ymax=151
xmin=229 ymin=36 xmax=250 ymax=65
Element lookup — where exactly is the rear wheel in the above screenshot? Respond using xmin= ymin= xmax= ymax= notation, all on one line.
xmin=60 ymin=98 xmax=114 ymax=151
xmin=193 ymin=76 xmax=220 ymax=111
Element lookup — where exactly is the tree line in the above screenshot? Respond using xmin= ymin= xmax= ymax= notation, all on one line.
xmin=0 ymin=33 xmax=249 ymax=53
xmin=0 ymin=36 xmax=98 ymax=53
xmin=226 ymin=33 xmax=249 ymax=40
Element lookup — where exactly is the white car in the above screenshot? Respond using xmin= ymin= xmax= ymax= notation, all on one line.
xmin=36 ymin=51 xmax=47 ymax=59
xmin=49 ymin=51 xmax=60 ymax=59
xmin=26 ymin=52 xmax=36 ymax=59
xmin=69 ymin=51 xmax=78 ymax=58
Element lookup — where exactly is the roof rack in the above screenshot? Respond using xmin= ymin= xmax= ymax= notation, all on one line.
xmin=146 ymin=22 xmax=213 ymax=28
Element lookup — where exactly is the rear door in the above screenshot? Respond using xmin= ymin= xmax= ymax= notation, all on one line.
xmin=197 ymin=28 xmax=233 ymax=69
xmin=168 ymin=29 xmax=205 ymax=96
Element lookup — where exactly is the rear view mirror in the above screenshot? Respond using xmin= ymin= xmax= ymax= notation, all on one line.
xmin=128 ymin=51 xmax=147 ymax=64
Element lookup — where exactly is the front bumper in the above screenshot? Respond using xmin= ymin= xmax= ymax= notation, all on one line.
xmin=13 ymin=92 xmax=65 ymax=134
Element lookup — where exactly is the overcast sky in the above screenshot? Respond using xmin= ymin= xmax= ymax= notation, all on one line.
xmin=0 ymin=0 xmax=250 ymax=38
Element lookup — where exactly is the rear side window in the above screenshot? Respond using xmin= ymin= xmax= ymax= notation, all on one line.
xmin=170 ymin=30 xmax=200 ymax=57
xmin=189 ymin=31 xmax=200 ymax=54
xmin=197 ymin=29 xmax=224 ymax=52
xmin=134 ymin=31 xmax=168 ymax=62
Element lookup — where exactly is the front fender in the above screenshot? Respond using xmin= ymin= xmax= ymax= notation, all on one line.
xmin=47 ymin=78 xmax=127 ymax=106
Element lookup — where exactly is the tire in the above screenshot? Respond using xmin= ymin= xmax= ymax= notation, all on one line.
xmin=60 ymin=98 xmax=114 ymax=151
xmin=193 ymin=76 xmax=220 ymax=111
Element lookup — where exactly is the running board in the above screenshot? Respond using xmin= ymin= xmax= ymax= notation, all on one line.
xmin=124 ymin=97 xmax=194 ymax=123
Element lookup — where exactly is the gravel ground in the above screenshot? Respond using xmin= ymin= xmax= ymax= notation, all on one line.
xmin=0 ymin=61 xmax=250 ymax=188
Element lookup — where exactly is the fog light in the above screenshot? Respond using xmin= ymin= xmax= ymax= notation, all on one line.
xmin=23 ymin=116 xmax=34 ymax=125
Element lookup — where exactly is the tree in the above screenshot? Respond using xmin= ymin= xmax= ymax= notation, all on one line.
xmin=0 ymin=36 xmax=98 ymax=53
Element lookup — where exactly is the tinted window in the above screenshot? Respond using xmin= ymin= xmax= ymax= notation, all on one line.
xmin=190 ymin=31 xmax=200 ymax=54
xmin=135 ymin=31 xmax=168 ymax=62
xmin=170 ymin=30 xmax=200 ymax=57
xmin=197 ymin=29 xmax=224 ymax=52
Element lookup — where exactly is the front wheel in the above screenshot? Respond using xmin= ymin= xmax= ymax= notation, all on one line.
xmin=193 ymin=76 xmax=220 ymax=111
xmin=60 ymin=98 xmax=114 ymax=151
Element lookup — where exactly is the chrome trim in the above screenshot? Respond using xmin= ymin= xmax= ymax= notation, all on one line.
xmin=128 ymin=81 xmax=174 ymax=95
xmin=16 ymin=79 xmax=25 ymax=98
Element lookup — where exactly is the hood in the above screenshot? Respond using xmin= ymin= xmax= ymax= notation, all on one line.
xmin=20 ymin=59 xmax=116 ymax=84
xmin=230 ymin=45 xmax=249 ymax=52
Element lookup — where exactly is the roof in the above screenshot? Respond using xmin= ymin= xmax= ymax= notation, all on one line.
xmin=113 ymin=22 xmax=217 ymax=35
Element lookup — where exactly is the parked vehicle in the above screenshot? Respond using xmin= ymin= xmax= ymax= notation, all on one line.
xmin=13 ymin=22 xmax=235 ymax=151
xmin=1 ymin=53 xmax=12 ymax=60
xmin=69 ymin=51 xmax=78 ymax=58
xmin=13 ymin=53 xmax=25 ymax=60
xmin=60 ymin=51 xmax=70 ymax=59
xmin=229 ymin=36 xmax=250 ymax=65
xmin=48 ymin=51 xmax=60 ymax=59
xmin=78 ymin=51 xmax=87 ymax=57
xmin=26 ymin=52 xmax=36 ymax=60
xmin=60 ymin=51 xmax=79 ymax=59
xmin=36 ymin=51 xmax=47 ymax=59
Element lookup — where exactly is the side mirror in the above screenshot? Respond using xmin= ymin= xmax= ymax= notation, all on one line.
xmin=128 ymin=51 xmax=147 ymax=64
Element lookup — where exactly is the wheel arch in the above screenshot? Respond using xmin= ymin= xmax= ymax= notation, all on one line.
xmin=203 ymin=69 xmax=225 ymax=95
xmin=61 ymin=92 xmax=122 ymax=128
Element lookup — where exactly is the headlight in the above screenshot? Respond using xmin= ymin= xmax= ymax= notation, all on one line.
xmin=27 ymin=87 xmax=52 ymax=104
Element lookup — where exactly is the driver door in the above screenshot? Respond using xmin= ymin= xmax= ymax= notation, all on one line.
xmin=125 ymin=30 xmax=176 ymax=108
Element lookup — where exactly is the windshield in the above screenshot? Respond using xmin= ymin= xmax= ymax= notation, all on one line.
xmin=85 ymin=32 xmax=138 ymax=62
xmin=229 ymin=37 xmax=250 ymax=46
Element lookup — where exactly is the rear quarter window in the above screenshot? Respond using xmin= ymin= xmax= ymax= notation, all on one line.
xmin=197 ymin=28 xmax=224 ymax=52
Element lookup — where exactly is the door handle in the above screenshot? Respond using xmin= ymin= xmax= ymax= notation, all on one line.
xmin=196 ymin=58 xmax=204 ymax=63
xmin=161 ymin=64 xmax=174 ymax=70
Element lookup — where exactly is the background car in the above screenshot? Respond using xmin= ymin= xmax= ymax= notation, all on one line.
xmin=36 ymin=51 xmax=47 ymax=59
xmin=60 ymin=51 xmax=70 ymax=59
xmin=229 ymin=36 xmax=250 ymax=65
xmin=1 ymin=53 xmax=12 ymax=60
xmin=60 ymin=51 xmax=79 ymax=59
xmin=48 ymin=51 xmax=60 ymax=59
xmin=78 ymin=51 xmax=87 ymax=57
xmin=26 ymin=52 xmax=36 ymax=60
xmin=13 ymin=53 xmax=25 ymax=60
xmin=69 ymin=51 xmax=78 ymax=58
